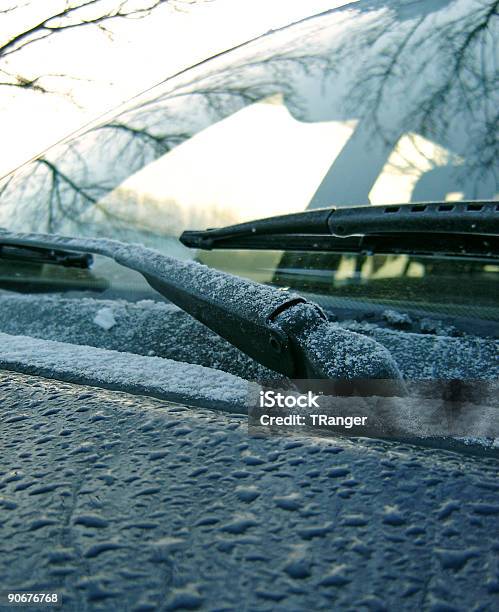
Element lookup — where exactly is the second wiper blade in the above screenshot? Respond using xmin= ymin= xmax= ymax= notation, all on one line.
xmin=0 ymin=243 xmax=93 ymax=268
xmin=180 ymin=201 xmax=499 ymax=255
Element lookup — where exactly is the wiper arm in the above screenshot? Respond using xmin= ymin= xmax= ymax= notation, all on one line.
xmin=180 ymin=201 xmax=499 ymax=258
xmin=0 ymin=240 xmax=93 ymax=269
xmin=0 ymin=229 xmax=404 ymax=393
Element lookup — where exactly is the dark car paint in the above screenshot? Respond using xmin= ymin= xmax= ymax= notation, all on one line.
xmin=1 ymin=371 xmax=498 ymax=611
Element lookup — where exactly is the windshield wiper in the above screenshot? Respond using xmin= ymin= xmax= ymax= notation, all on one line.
xmin=0 ymin=241 xmax=92 ymax=269
xmin=0 ymin=229 xmax=404 ymax=394
xmin=180 ymin=201 xmax=499 ymax=258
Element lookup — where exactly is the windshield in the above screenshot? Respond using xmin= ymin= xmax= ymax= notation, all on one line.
xmin=1 ymin=0 xmax=497 ymax=245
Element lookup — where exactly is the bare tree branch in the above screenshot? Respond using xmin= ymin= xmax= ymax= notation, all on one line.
xmin=0 ymin=0 xmax=174 ymax=94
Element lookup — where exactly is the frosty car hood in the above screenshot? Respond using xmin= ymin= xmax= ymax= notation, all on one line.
xmin=1 ymin=369 xmax=498 ymax=610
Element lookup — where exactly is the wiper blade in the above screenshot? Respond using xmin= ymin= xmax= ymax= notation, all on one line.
xmin=0 ymin=230 xmax=405 ymax=393
xmin=0 ymin=242 xmax=92 ymax=269
xmin=180 ymin=201 xmax=499 ymax=257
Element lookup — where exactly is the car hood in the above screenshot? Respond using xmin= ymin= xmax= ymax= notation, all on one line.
xmin=1 ymin=368 xmax=498 ymax=609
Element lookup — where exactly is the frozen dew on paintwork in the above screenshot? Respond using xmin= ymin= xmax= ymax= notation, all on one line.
xmin=93 ymin=307 xmax=117 ymax=331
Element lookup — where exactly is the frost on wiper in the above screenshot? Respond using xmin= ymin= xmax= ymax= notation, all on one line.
xmin=0 ymin=229 xmax=405 ymax=394
xmin=180 ymin=201 xmax=499 ymax=257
